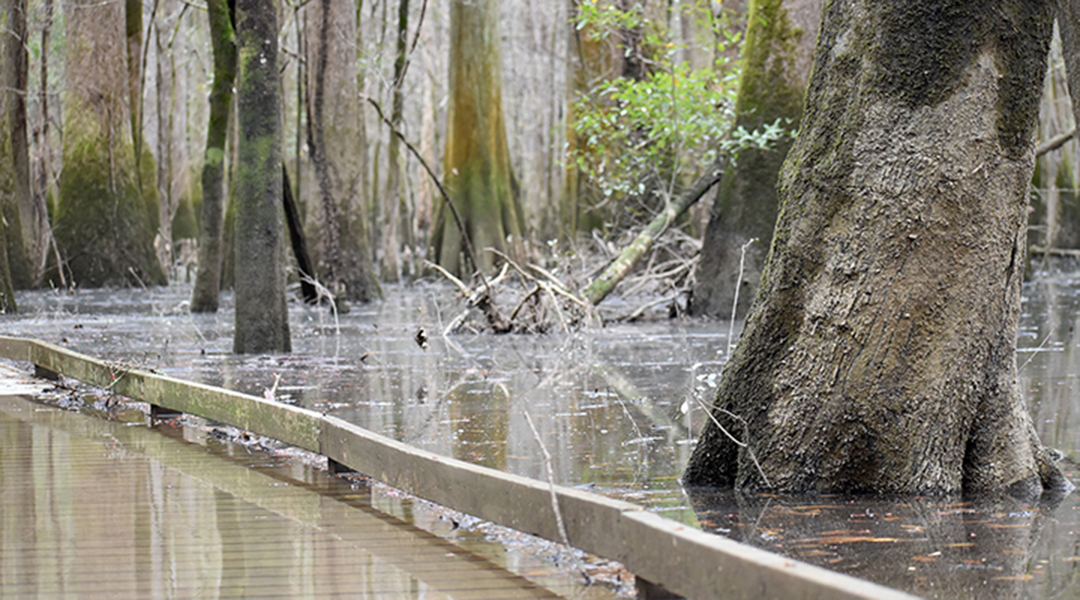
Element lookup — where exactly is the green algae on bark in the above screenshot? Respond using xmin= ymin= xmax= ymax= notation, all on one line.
xmin=685 ymin=0 xmax=1066 ymax=496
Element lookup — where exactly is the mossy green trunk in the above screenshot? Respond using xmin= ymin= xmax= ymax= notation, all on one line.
xmin=685 ymin=0 xmax=1066 ymax=496
xmin=691 ymin=0 xmax=821 ymax=318
xmin=305 ymin=0 xmax=380 ymax=302
xmin=54 ymin=0 xmax=165 ymax=288
xmin=1 ymin=0 xmax=34 ymax=290
xmin=233 ymin=0 xmax=290 ymax=354
xmin=191 ymin=0 xmax=236 ymax=313
xmin=433 ymin=0 xmax=524 ymax=276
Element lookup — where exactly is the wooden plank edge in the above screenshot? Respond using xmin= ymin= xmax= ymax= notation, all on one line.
xmin=618 ymin=511 xmax=920 ymax=600
xmin=23 ymin=339 xmax=322 ymax=452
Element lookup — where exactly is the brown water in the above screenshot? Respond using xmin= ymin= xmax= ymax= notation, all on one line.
xmin=3 ymin=273 xmax=1080 ymax=599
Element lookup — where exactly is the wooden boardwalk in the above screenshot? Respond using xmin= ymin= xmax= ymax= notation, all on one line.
xmin=0 ymin=366 xmax=607 ymax=599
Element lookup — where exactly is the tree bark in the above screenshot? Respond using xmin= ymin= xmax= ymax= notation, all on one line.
xmin=1056 ymin=0 xmax=1080 ymax=133
xmin=191 ymin=0 xmax=237 ymax=312
xmin=691 ymin=0 xmax=822 ymax=318
xmin=1 ymin=0 xmax=33 ymax=289
xmin=54 ymin=0 xmax=165 ymax=288
xmin=305 ymin=0 xmax=380 ymax=302
xmin=233 ymin=0 xmax=290 ymax=354
xmin=32 ymin=0 xmax=53 ymax=284
xmin=380 ymin=0 xmax=409 ymax=283
xmin=433 ymin=0 xmax=525 ymax=276
xmin=685 ymin=0 xmax=1067 ymax=496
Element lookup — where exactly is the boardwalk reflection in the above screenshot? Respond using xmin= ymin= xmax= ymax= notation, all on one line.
xmin=0 ymin=393 xmax=603 ymax=599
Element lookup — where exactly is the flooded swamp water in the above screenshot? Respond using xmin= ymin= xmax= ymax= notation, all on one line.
xmin=4 ymin=272 xmax=1080 ymax=598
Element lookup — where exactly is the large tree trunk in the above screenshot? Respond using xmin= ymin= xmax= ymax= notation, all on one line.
xmin=684 ymin=0 xmax=1067 ymax=496
xmin=191 ymin=0 xmax=236 ymax=312
xmin=432 ymin=0 xmax=524 ymax=276
xmin=1 ymin=0 xmax=33 ymax=290
xmin=305 ymin=0 xmax=380 ymax=303
xmin=691 ymin=0 xmax=822 ymax=319
xmin=233 ymin=0 xmax=290 ymax=354
xmin=54 ymin=0 xmax=165 ymax=288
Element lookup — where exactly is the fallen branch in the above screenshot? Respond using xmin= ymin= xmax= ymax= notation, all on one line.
xmin=582 ymin=156 xmax=728 ymax=306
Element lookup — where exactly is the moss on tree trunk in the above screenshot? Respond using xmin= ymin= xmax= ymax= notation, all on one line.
xmin=433 ymin=0 xmax=524 ymax=276
xmin=685 ymin=0 xmax=1067 ymax=496
xmin=191 ymin=0 xmax=236 ymax=313
xmin=233 ymin=0 xmax=290 ymax=354
xmin=691 ymin=0 xmax=821 ymax=318
xmin=53 ymin=0 xmax=165 ymax=288
xmin=1 ymin=0 xmax=34 ymax=290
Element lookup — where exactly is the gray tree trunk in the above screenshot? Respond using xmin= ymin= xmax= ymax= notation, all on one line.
xmin=685 ymin=0 xmax=1067 ymax=496
xmin=54 ymin=0 xmax=165 ymax=288
xmin=233 ymin=0 xmax=290 ymax=354
xmin=306 ymin=0 xmax=380 ymax=302
xmin=191 ymin=0 xmax=236 ymax=312
xmin=2 ymin=0 xmax=34 ymax=290
xmin=691 ymin=0 xmax=822 ymax=319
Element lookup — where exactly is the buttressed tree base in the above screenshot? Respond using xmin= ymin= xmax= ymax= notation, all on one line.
xmin=685 ymin=0 xmax=1070 ymax=497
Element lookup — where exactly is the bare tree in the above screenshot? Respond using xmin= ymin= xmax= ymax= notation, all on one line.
xmin=191 ymin=0 xmax=236 ymax=312
xmin=54 ymin=0 xmax=165 ymax=288
xmin=432 ymin=0 xmax=525 ymax=276
xmin=306 ymin=0 xmax=380 ymax=302
xmin=233 ymin=0 xmax=290 ymax=353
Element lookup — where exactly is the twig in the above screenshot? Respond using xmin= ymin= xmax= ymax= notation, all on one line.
xmin=1035 ymin=127 xmax=1076 ymax=157
xmin=522 ymin=409 xmax=571 ymax=548
xmin=727 ymin=238 xmax=757 ymax=358
xmin=1019 ymin=326 xmax=1055 ymax=374
xmin=693 ymin=395 xmax=771 ymax=488
xmin=364 ymin=95 xmax=489 ymax=293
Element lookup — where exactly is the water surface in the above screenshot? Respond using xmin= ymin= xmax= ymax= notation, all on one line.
xmin=4 ymin=274 xmax=1080 ymax=599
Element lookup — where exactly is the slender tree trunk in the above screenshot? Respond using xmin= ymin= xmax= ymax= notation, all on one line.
xmin=2 ymin=0 xmax=33 ymax=290
xmin=305 ymin=0 xmax=380 ymax=303
xmin=33 ymin=0 xmax=53 ymax=283
xmin=191 ymin=0 xmax=236 ymax=312
xmin=685 ymin=0 xmax=1067 ymax=497
xmin=691 ymin=0 xmax=822 ymax=318
xmin=434 ymin=0 xmax=524 ymax=276
xmin=54 ymin=0 xmax=165 ymax=288
xmin=381 ymin=0 xmax=409 ymax=282
xmin=233 ymin=0 xmax=290 ymax=353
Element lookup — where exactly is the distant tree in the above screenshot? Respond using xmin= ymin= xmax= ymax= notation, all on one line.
xmin=191 ymin=0 xmax=236 ymax=312
xmin=233 ymin=0 xmax=290 ymax=353
xmin=0 ymin=0 xmax=19 ymax=310
xmin=691 ymin=0 xmax=821 ymax=318
xmin=379 ymin=0 xmax=409 ymax=282
xmin=305 ymin=0 xmax=380 ymax=302
xmin=53 ymin=0 xmax=165 ymax=288
xmin=431 ymin=0 xmax=525 ymax=276
xmin=684 ymin=0 xmax=1068 ymax=496
xmin=1 ymin=0 xmax=34 ymax=290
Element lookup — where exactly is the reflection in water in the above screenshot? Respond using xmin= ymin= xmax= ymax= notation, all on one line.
xmin=0 ymin=394 xmax=604 ymax=598
xmin=449 ymin=378 xmax=510 ymax=469
xmin=9 ymin=274 xmax=1080 ymax=597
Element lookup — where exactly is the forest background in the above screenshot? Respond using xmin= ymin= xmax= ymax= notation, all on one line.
xmin=0 ymin=0 xmax=1078 ymax=321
